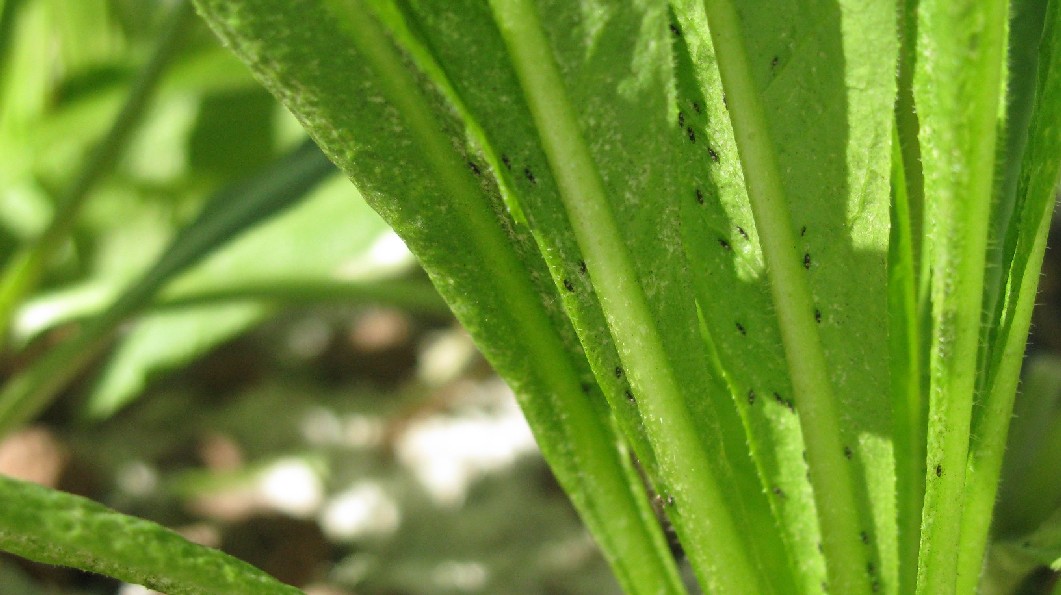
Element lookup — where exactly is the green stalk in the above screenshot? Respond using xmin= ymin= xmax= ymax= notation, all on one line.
xmin=889 ymin=123 xmax=926 ymax=595
xmin=0 ymin=0 xmax=193 ymax=343
xmin=913 ymin=0 xmax=1009 ymax=592
xmin=699 ymin=0 xmax=870 ymax=593
xmin=956 ymin=2 xmax=1061 ymax=589
xmin=487 ymin=1 xmax=763 ymax=592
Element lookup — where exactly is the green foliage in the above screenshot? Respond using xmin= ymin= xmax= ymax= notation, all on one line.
xmin=1 ymin=0 xmax=1061 ymax=593
xmin=0 ymin=475 xmax=301 ymax=595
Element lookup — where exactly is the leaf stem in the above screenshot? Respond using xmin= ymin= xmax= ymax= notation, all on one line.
xmin=699 ymin=0 xmax=871 ymax=592
xmin=488 ymin=0 xmax=765 ymax=592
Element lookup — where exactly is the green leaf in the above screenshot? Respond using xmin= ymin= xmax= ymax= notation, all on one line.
xmin=84 ymin=170 xmax=399 ymax=419
xmin=676 ymin=0 xmax=897 ymax=591
xmin=0 ymin=475 xmax=301 ymax=595
xmin=192 ymin=1 xmax=686 ymax=592
xmin=956 ymin=1 xmax=1061 ymax=589
xmin=0 ymin=139 xmax=335 ymax=436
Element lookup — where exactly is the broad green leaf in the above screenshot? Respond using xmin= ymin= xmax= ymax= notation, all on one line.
xmin=192 ymin=1 xmax=686 ymax=592
xmin=372 ymin=1 xmax=786 ymax=590
xmin=0 ymin=474 xmax=301 ymax=595
xmin=675 ymin=0 xmax=897 ymax=592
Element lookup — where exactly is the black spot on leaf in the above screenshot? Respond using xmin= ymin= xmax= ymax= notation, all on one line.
xmin=501 ymin=154 xmax=512 ymax=169
xmin=562 ymin=278 xmax=574 ymax=292
xmin=678 ymin=110 xmax=685 ymax=127
xmin=625 ymin=389 xmax=636 ymax=403
xmin=800 ymin=225 xmax=807 ymax=236
xmin=615 ymin=366 xmax=623 ymax=379
xmin=692 ymin=101 xmax=702 ymax=113
xmin=747 ymin=390 xmax=756 ymax=405
xmin=860 ymin=531 xmax=870 ymax=544
xmin=695 ymin=188 xmax=704 ymax=204
xmin=844 ymin=446 xmax=853 ymax=459
xmin=815 ymin=308 xmax=822 ymax=323
xmin=467 ymin=161 xmax=481 ymax=175
xmin=524 ymin=167 xmax=536 ymax=184
xmin=687 ymin=127 xmax=696 ymax=142
xmin=803 ymin=253 xmax=812 ymax=269
xmin=669 ymin=22 xmax=681 ymax=37
xmin=737 ymin=226 xmax=748 ymax=239
xmin=736 ymin=322 xmax=746 ymax=335
xmin=936 ymin=464 xmax=942 ymax=477
xmin=578 ymin=260 xmax=587 ymax=275
xmin=719 ymin=238 xmax=731 ymax=250
xmin=708 ymin=146 xmax=719 ymax=163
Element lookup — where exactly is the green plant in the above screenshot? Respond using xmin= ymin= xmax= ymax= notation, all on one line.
xmin=1 ymin=0 xmax=1061 ymax=593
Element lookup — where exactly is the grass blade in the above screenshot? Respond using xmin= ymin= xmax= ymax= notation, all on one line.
xmin=0 ymin=475 xmax=300 ymax=595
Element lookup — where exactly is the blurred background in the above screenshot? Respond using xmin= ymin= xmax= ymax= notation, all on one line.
xmin=0 ymin=1 xmax=1059 ymax=594
xmin=0 ymin=1 xmax=621 ymax=593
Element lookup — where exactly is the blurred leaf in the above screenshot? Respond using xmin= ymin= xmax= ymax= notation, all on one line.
xmin=85 ymin=172 xmax=405 ymax=419
xmin=0 ymin=474 xmax=302 ymax=595
xmin=0 ymin=138 xmax=336 ymax=435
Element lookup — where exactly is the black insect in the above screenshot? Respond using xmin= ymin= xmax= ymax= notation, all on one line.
xmin=578 ymin=260 xmax=588 ymax=275
xmin=501 ymin=154 xmax=512 ymax=170
xmin=774 ymin=392 xmax=785 ymax=405
xmin=844 ymin=446 xmax=853 ymax=459
xmin=722 ymin=94 xmax=728 ymax=108
xmin=772 ymin=486 xmax=786 ymax=499
xmin=719 ymin=238 xmax=731 ymax=250
xmin=786 ymin=399 xmax=796 ymax=412
xmin=800 ymin=225 xmax=807 ymax=236
xmin=747 ymin=390 xmax=756 ymax=405
xmin=669 ymin=22 xmax=681 ymax=37
xmin=696 ymin=188 xmax=704 ymax=204
xmin=524 ymin=167 xmax=537 ymax=184
xmin=815 ymin=308 xmax=822 ymax=324
xmin=687 ymin=127 xmax=696 ymax=142
xmin=860 ymin=531 xmax=870 ymax=544
xmin=678 ymin=110 xmax=685 ymax=127
xmin=615 ymin=366 xmax=623 ymax=379
xmin=935 ymin=464 xmax=942 ymax=477
xmin=771 ymin=55 xmax=779 ymax=69
xmin=580 ymin=382 xmax=591 ymax=393
xmin=625 ymin=389 xmax=636 ymax=403
xmin=692 ymin=100 xmax=702 ymax=114
xmin=708 ymin=146 xmax=720 ymax=163
xmin=736 ymin=322 xmax=746 ymax=335
xmin=665 ymin=494 xmax=676 ymax=506
xmin=467 ymin=161 xmax=481 ymax=175
xmin=737 ymin=226 xmax=748 ymax=239
xmin=803 ymin=253 xmax=812 ymax=269
xmin=563 ymin=278 xmax=574 ymax=292
xmin=867 ymin=562 xmax=875 ymax=575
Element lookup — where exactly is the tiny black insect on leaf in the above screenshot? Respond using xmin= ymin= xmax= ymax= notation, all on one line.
xmin=687 ymin=127 xmax=696 ymax=142
xmin=815 ymin=308 xmax=822 ymax=324
xmin=817 ymin=542 xmax=824 ymax=553
xmin=719 ymin=238 xmax=731 ymax=250
xmin=614 ymin=366 xmax=623 ymax=379
xmin=578 ymin=260 xmax=587 ymax=275
xmin=747 ymin=390 xmax=756 ymax=405
xmin=800 ymin=225 xmax=807 ymax=236
xmin=562 ymin=278 xmax=574 ymax=292
xmin=737 ymin=226 xmax=748 ymax=239
xmin=860 ymin=531 xmax=870 ymax=545
xmin=669 ymin=22 xmax=681 ymax=36
xmin=867 ymin=562 xmax=875 ymax=575
xmin=467 ymin=161 xmax=481 ymax=175
xmin=524 ymin=167 xmax=537 ymax=184
xmin=803 ymin=253 xmax=812 ymax=269
xmin=692 ymin=100 xmax=702 ymax=113
xmin=771 ymin=55 xmax=779 ymax=68
xmin=936 ymin=464 xmax=942 ymax=477
xmin=581 ymin=382 xmax=591 ymax=393
xmin=774 ymin=392 xmax=784 ymax=405
xmin=843 ymin=446 xmax=853 ymax=459
xmin=625 ymin=389 xmax=636 ymax=403
xmin=678 ymin=110 xmax=685 ymax=127
xmin=501 ymin=154 xmax=512 ymax=170
xmin=772 ymin=487 xmax=786 ymax=499
xmin=722 ymin=94 xmax=728 ymax=108
xmin=708 ymin=146 xmax=720 ymax=163
xmin=736 ymin=322 xmax=746 ymax=335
